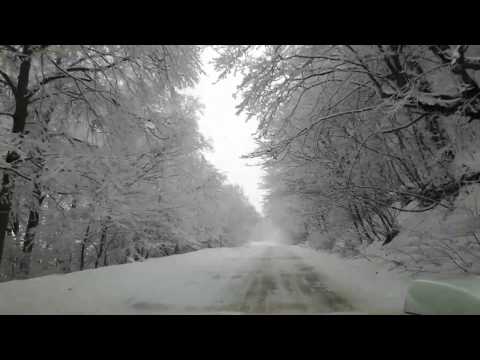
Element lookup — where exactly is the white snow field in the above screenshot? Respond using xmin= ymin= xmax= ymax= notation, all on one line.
xmin=0 ymin=243 xmax=411 ymax=314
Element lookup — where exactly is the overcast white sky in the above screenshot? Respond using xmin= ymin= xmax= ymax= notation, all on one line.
xmin=185 ymin=47 xmax=266 ymax=215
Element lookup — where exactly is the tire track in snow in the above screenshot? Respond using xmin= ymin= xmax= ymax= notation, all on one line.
xmin=231 ymin=246 xmax=355 ymax=314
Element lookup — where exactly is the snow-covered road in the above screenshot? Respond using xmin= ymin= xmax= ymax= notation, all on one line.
xmin=0 ymin=243 xmax=410 ymax=314
xmin=219 ymin=244 xmax=354 ymax=313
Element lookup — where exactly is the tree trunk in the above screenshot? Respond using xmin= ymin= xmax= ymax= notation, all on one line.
xmin=95 ymin=226 xmax=107 ymax=269
xmin=19 ymin=182 xmax=44 ymax=276
xmin=80 ymin=225 xmax=90 ymax=271
xmin=4 ymin=209 xmax=19 ymax=239
xmin=19 ymin=209 xmax=39 ymax=275
xmin=0 ymin=45 xmax=32 ymax=265
xmin=67 ymin=253 xmax=72 ymax=272
xmin=103 ymin=248 xmax=108 ymax=267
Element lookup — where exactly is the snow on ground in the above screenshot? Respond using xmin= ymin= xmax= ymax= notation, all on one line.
xmin=291 ymin=245 xmax=411 ymax=314
xmin=0 ymin=243 xmax=411 ymax=314
xmin=0 ymin=247 xmax=260 ymax=314
xmin=361 ymin=187 xmax=480 ymax=276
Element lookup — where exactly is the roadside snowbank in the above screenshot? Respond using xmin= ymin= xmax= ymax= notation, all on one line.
xmin=0 ymin=247 xmax=260 ymax=314
xmin=292 ymin=245 xmax=411 ymax=314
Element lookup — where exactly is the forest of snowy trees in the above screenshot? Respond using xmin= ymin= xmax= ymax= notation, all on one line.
xmin=214 ymin=45 xmax=480 ymax=273
xmin=4 ymin=44 xmax=480 ymax=284
xmin=0 ymin=45 xmax=259 ymax=281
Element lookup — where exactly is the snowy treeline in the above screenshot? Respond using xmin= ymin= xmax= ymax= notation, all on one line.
xmin=0 ymin=45 xmax=259 ymax=281
xmin=215 ymin=45 xmax=480 ymax=274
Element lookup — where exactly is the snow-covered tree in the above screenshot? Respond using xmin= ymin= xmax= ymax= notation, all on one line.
xmin=0 ymin=45 xmax=259 ymax=280
xmin=215 ymin=45 xmax=480 ymax=269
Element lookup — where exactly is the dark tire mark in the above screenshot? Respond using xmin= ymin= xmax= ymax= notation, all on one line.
xmin=127 ymin=246 xmax=356 ymax=314
xmin=237 ymin=248 xmax=354 ymax=313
